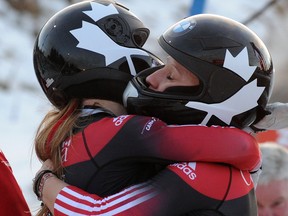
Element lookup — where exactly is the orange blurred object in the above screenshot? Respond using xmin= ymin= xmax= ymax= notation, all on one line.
xmin=255 ymin=129 xmax=288 ymax=148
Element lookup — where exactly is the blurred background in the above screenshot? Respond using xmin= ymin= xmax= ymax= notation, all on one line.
xmin=0 ymin=0 xmax=287 ymax=214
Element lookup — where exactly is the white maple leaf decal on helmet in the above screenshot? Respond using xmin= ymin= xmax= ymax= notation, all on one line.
xmin=185 ymin=47 xmax=265 ymax=125
xmin=223 ymin=47 xmax=257 ymax=81
xmin=69 ymin=2 xmax=149 ymax=75
xmin=83 ymin=2 xmax=118 ymax=21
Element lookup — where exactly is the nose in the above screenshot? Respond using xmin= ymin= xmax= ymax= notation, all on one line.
xmin=145 ymin=67 xmax=167 ymax=91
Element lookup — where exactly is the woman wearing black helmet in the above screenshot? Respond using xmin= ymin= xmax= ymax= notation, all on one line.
xmin=33 ymin=2 xmax=263 ymax=216
xmin=125 ymin=14 xmax=274 ymax=128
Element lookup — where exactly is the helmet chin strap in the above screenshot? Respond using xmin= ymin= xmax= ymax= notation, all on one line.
xmin=164 ymin=85 xmax=202 ymax=96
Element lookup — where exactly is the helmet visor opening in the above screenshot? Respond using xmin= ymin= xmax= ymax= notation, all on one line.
xmin=133 ymin=29 xmax=149 ymax=47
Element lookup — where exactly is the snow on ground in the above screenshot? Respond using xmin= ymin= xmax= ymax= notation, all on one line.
xmin=0 ymin=0 xmax=287 ymax=214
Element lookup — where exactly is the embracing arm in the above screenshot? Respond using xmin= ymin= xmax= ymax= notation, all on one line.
xmin=41 ymin=174 xmax=159 ymax=215
xmin=125 ymin=115 xmax=260 ymax=171
xmin=42 ymin=176 xmax=67 ymax=215
xmin=40 ymin=160 xmax=256 ymax=216
xmin=36 ymin=159 xmax=155 ymax=216
xmin=160 ymin=124 xmax=261 ymax=171
xmin=82 ymin=115 xmax=259 ymax=172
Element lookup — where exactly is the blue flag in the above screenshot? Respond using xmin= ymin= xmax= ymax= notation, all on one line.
xmin=189 ymin=0 xmax=206 ymax=15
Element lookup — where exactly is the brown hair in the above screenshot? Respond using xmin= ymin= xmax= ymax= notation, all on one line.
xmin=34 ymin=99 xmax=81 ymax=215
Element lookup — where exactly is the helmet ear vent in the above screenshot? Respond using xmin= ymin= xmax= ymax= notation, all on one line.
xmin=104 ymin=18 xmax=128 ymax=45
xmin=105 ymin=18 xmax=123 ymax=36
xmin=133 ymin=30 xmax=148 ymax=47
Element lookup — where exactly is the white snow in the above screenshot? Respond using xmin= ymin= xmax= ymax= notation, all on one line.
xmin=0 ymin=0 xmax=287 ymax=214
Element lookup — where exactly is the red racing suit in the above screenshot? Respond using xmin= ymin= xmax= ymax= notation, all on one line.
xmin=55 ymin=162 xmax=257 ymax=215
xmin=55 ymin=108 xmax=260 ymax=215
xmin=0 ymin=150 xmax=31 ymax=215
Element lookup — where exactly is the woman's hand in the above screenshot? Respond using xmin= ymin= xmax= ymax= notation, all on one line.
xmin=254 ymin=102 xmax=288 ymax=130
xmin=33 ymin=159 xmax=68 ymax=215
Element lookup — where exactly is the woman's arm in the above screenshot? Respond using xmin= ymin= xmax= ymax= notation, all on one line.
xmin=38 ymin=159 xmax=257 ymax=216
xmin=158 ymin=124 xmax=261 ymax=171
xmin=111 ymin=115 xmax=260 ymax=171
xmin=42 ymin=176 xmax=67 ymax=215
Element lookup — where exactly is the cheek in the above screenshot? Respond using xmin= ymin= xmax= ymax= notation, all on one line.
xmin=178 ymin=70 xmax=199 ymax=86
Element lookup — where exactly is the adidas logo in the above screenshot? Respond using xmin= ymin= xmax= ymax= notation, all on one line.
xmin=170 ymin=162 xmax=197 ymax=180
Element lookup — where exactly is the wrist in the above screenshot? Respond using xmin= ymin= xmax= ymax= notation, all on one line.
xmin=33 ymin=170 xmax=57 ymax=201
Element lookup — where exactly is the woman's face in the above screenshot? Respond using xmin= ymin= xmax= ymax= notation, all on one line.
xmin=145 ymin=56 xmax=199 ymax=92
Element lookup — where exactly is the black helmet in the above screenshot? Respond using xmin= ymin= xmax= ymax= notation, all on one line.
xmin=124 ymin=14 xmax=274 ymax=128
xmin=33 ymin=0 xmax=161 ymax=109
